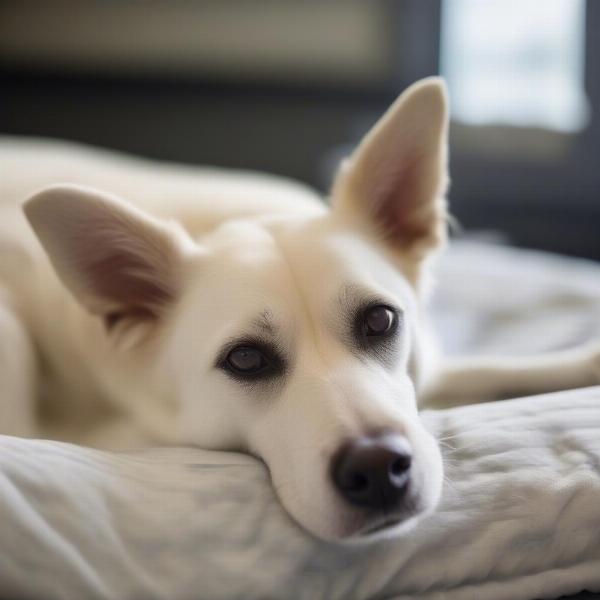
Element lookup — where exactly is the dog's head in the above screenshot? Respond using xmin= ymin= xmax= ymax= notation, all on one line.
xmin=25 ymin=78 xmax=448 ymax=542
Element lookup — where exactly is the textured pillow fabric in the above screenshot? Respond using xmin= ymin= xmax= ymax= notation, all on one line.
xmin=1 ymin=388 xmax=599 ymax=600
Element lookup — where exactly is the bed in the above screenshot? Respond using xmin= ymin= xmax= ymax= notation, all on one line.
xmin=1 ymin=240 xmax=600 ymax=599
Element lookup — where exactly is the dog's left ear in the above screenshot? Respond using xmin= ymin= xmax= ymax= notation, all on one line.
xmin=332 ymin=77 xmax=449 ymax=260
xmin=24 ymin=184 xmax=196 ymax=328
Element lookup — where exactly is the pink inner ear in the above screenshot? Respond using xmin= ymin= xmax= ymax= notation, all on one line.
xmin=371 ymin=154 xmax=431 ymax=246
xmin=85 ymin=251 xmax=174 ymax=317
xmin=65 ymin=211 xmax=177 ymax=320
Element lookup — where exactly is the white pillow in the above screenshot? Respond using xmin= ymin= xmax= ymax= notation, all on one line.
xmin=1 ymin=387 xmax=599 ymax=600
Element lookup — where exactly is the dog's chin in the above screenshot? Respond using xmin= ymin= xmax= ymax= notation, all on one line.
xmin=300 ymin=494 xmax=438 ymax=545
xmin=306 ymin=511 xmax=423 ymax=545
xmin=335 ymin=503 xmax=431 ymax=545
xmin=346 ymin=511 xmax=425 ymax=543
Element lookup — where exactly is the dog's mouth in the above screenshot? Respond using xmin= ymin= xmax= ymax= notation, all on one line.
xmin=360 ymin=517 xmax=403 ymax=536
xmin=353 ymin=495 xmax=424 ymax=539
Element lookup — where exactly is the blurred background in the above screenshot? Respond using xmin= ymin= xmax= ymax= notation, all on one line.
xmin=1 ymin=0 xmax=599 ymax=260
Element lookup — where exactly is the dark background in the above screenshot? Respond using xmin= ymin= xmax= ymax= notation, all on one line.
xmin=1 ymin=0 xmax=599 ymax=261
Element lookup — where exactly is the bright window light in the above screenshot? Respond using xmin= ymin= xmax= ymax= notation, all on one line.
xmin=440 ymin=0 xmax=588 ymax=132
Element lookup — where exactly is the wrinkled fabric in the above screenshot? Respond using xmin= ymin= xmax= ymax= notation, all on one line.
xmin=433 ymin=240 xmax=600 ymax=356
xmin=0 ymin=389 xmax=599 ymax=600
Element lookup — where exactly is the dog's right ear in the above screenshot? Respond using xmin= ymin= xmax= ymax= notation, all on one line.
xmin=24 ymin=184 xmax=196 ymax=326
xmin=331 ymin=77 xmax=449 ymax=262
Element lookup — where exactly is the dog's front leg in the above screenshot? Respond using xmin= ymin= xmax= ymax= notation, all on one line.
xmin=420 ymin=343 xmax=600 ymax=408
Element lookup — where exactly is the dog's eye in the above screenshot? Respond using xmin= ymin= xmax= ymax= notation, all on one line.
xmin=353 ymin=302 xmax=401 ymax=364
xmin=226 ymin=346 xmax=268 ymax=374
xmin=217 ymin=339 xmax=286 ymax=384
xmin=363 ymin=305 xmax=397 ymax=336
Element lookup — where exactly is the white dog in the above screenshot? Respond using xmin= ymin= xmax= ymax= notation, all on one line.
xmin=1 ymin=78 xmax=599 ymax=541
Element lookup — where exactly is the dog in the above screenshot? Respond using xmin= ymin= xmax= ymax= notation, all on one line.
xmin=1 ymin=78 xmax=599 ymax=542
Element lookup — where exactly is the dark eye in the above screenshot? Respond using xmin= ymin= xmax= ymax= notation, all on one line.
xmin=363 ymin=305 xmax=397 ymax=336
xmin=218 ymin=340 xmax=286 ymax=383
xmin=226 ymin=346 xmax=267 ymax=374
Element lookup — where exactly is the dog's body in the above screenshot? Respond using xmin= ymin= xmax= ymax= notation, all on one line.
xmin=2 ymin=79 xmax=599 ymax=541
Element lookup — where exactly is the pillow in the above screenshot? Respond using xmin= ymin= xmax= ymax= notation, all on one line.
xmin=1 ymin=387 xmax=599 ymax=600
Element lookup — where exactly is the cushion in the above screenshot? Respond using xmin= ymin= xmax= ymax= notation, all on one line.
xmin=1 ymin=388 xmax=599 ymax=599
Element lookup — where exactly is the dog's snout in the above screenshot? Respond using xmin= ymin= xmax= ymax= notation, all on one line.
xmin=331 ymin=434 xmax=412 ymax=511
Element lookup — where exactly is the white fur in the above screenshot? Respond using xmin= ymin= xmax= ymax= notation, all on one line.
xmin=1 ymin=78 xmax=598 ymax=541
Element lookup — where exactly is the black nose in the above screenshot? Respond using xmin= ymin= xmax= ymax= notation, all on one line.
xmin=332 ymin=434 xmax=412 ymax=510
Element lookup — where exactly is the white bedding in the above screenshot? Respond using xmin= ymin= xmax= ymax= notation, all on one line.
xmin=1 ymin=241 xmax=600 ymax=600
xmin=1 ymin=389 xmax=599 ymax=600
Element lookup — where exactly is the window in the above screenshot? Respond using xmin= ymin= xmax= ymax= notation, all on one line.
xmin=441 ymin=0 xmax=588 ymax=132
